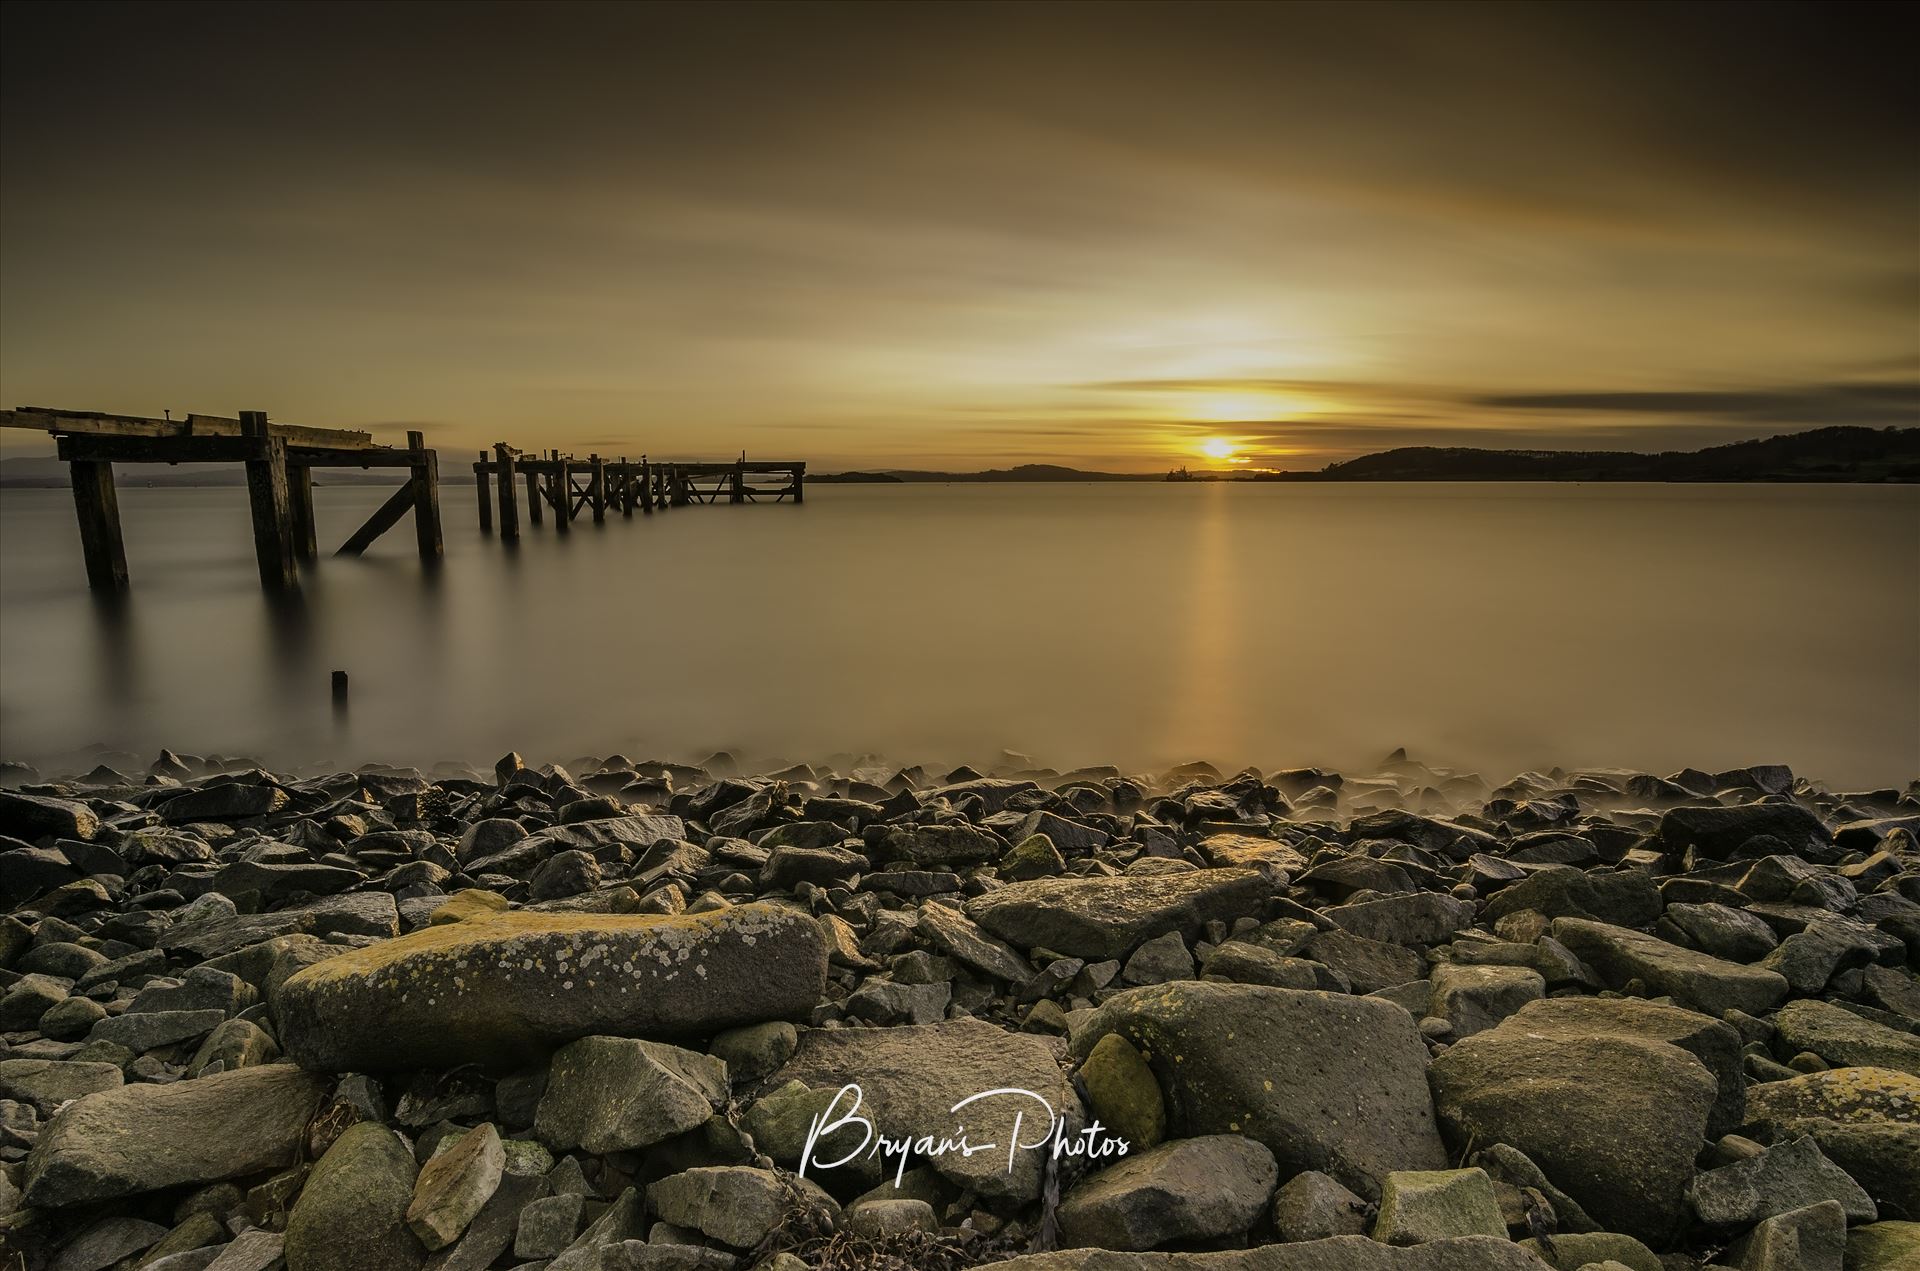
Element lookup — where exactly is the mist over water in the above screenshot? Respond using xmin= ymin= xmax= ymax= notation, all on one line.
xmin=0 ymin=482 xmax=1914 ymax=787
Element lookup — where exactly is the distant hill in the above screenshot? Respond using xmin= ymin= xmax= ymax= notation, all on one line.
xmin=1279 ymin=426 xmax=1920 ymax=483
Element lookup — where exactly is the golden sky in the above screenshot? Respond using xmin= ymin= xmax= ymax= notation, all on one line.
xmin=2 ymin=2 xmax=1914 ymax=471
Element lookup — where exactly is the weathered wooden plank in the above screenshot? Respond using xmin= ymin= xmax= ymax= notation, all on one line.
xmin=4 ymin=407 xmax=374 ymax=449
xmin=57 ymin=434 xmax=256 ymax=464
xmin=240 ymin=412 xmax=297 ymax=590
xmin=67 ymin=460 xmax=129 ymax=591
xmin=335 ymin=483 xmax=414 ymax=557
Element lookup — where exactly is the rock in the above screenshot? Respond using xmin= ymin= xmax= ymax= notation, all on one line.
xmin=1271 ymin=1170 xmax=1371 ymax=1241
xmin=1301 ymin=929 xmax=1424 ymax=994
xmin=534 ymin=1036 xmax=728 ymax=1153
xmin=203 ymin=1228 xmax=286 ymax=1271
xmin=846 ymin=978 xmax=950 ymax=1025
xmin=979 ymin=1235 xmax=1555 ymax=1269
xmin=1777 ymin=1120 xmax=1920 ymax=1219
xmin=514 ymin=1192 xmax=585 ymax=1259
xmin=1079 ymin=1033 xmax=1166 ymax=1152
xmin=1846 ymin=1221 xmax=1920 ymax=1270
xmin=916 ymin=901 xmax=1033 ymax=982
xmin=1774 ymin=1000 xmax=1920 ymax=1077
xmin=1372 ymin=1168 xmax=1505 ymax=1245
xmin=1690 ymin=1134 xmax=1876 ymax=1227
xmin=877 ymin=822 xmax=1004 ymax=868
xmin=0 ymin=1059 xmax=124 ymax=1116
xmin=1427 ymin=964 xmax=1543 ymax=1040
xmin=0 ymin=790 xmax=100 ymax=841
xmin=284 ymin=1122 xmax=425 ymax=1271
xmin=276 ymin=903 xmax=827 ymax=1070
xmin=647 ymin=1166 xmax=830 ymax=1249
xmin=428 ymin=889 xmax=511 ymax=926
xmin=423 ymin=1170 xmax=541 ymax=1271
xmin=24 ymin=1064 xmax=328 ymax=1207
xmin=1072 ymin=982 xmax=1447 ymax=1199
xmin=529 ymin=850 xmax=602 ymax=901
xmin=1003 ymin=833 xmax=1067 ymax=880
xmin=159 ymin=782 xmax=289 ymax=823
xmin=966 ymin=867 xmax=1270 ymax=959
xmin=1660 ymin=902 xmax=1780 ymax=961
xmin=1500 ymin=995 xmax=1747 ymax=1139
xmin=845 ymin=1197 xmax=939 ymax=1238
xmin=1057 ymin=1134 xmax=1278 ymax=1250
xmin=1327 ymin=894 xmax=1475 ymax=947
xmin=1515 ymin=1232 xmax=1660 ymax=1271
xmin=708 ymin=1020 xmax=798 ymax=1082
xmin=1427 ymin=1007 xmax=1716 ymax=1242
xmin=405 ymin=1121 xmax=505 ymax=1249
xmin=1746 ymin=1067 xmax=1920 ymax=1129
xmin=765 ymin=1017 xmax=1078 ymax=1201
xmin=90 ymin=1007 xmax=226 ymax=1053
xmin=1550 ymin=917 xmax=1788 ymax=1016
xmin=188 ymin=1018 xmax=281 ymax=1077
xmin=47 ymin=1216 xmax=167 ymax=1271
xmin=1725 ymin=1198 xmax=1847 ymax=1271
xmin=1657 ymin=803 xmax=1832 ymax=860
xmin=1121 ymin=930 xmax=1196 ymax=986
xmin=1202 ymin=942 xmax=1327 ymax=990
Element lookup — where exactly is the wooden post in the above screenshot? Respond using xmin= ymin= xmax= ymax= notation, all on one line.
xmin=619 ymin=458 xmax=633 ymax=518
xmin=494 ymin=443 xmax=519 ymax=541
xmin=525 ymin=465 xmax=543 ymax=526
xmin=553 ymin=456 xmax=572 ymax=535
xmin=673 ymin=465 xmax=689 ymax=507
xmin=68 ymin=459 xmax=129 ymax=590
xmin=732 ymin=457 xmax=746 ymax=504
xmin=409 ymin=431 xmax=443 ymax=560
xmin=590 ymin=454 xmax=606 ymax=522
xmin=331 ymin=670 xmax=349 ymax=714
xmin=288 ymin=465 xmax=317 ymax=561
xmin=792 ymin=464 xmax=805 ymax=504
xmin=638 ymin=458 xmax=653 ymax=513
xmin=241 ymin=411 xmax=297 ymax=591
xmin=475 ymin=451 xmax=493 ymax=533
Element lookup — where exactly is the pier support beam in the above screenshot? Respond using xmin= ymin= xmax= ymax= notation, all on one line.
xmin=792 ymin=464 xmax=805 ymax=504
xmin=475 ymin=452 xmax=493 ymax=533
xmin=409 ymin=431 xmax=443 ymax=560
xmin=68 ymin=459 xmax=129 ymax=591
xmin=732 ymin=458 xmax=746 ymax=504
xmin=590 ymin=454 xmax=606 ymax=522
xmin=494 ymin=443 xmax=519 ymax=541
xmin=525 ymin=466 xmax=542 ymax=526
xmin=618 ymin=458 xmax=633 ymax=518
xmin=638 ymin=459 xmax=653 ymax=513
xmin=241 ymin=411 xmax=297 ymax=591
xmin=553 ymin=456 xmax=572 ymax=535
xmin=289 ymin=466 xmax=318 ymax=561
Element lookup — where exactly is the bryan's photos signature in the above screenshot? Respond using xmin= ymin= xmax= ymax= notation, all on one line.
xmin=798 ymin=1083 xmax=1131 ymax=1186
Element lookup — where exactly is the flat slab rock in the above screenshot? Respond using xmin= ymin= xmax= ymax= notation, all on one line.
xmin=275 ymin=903 xmax=827 ymax=1070
xmin=965 ymin=867 xmax=1270 ymax=959
xmin=980 ymin=1235 xmax=1553 ymax=1269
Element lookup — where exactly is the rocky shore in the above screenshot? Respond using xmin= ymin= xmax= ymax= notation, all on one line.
xmin=0 ymin=750 xmax=1915 ymax=1271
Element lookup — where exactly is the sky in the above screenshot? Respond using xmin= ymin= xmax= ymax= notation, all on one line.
xmin=2 ymin=1 xmax=1915 ymax=472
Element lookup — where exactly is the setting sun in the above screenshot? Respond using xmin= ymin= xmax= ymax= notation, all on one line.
xmin=1200 ymin=437 xmax=1237 ymax=460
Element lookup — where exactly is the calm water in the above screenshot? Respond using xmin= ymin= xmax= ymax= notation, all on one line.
xmin=0 ymin=482 xmax=1915 ymax=787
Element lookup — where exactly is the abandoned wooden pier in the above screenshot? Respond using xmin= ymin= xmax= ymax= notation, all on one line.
xmin=470 ymin=447 xmax=804 ymax=540
xmin=1 ymin=407 xmax=806 ymax=591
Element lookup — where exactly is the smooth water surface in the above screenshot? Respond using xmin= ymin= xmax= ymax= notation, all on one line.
xmin=1 ymin=482 xmax=1914 ymax=785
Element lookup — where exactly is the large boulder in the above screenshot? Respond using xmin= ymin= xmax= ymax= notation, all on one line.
xmin=760 ymin=1017 xmax=1079 ymax=1202
xmin=1772 ymin=999 xmax=1920 ymax=1077
xmin=1549 ymin=917 xmax=1787 ymax=1016
xmin=275 ymin=903 xmax=826 ymax=1070
xmin=966 ymin=868 xmax=1271 ymax=959
xmin=1427 ymin=1008 xmax=1717 ymax=1243
xmin=23 ymin=1064 xmax=328 ymax=1206
xmin=1070 ymin=983 xmax=1446 ymax=1200
xmin=534 ymin=1036 xmax=728 ymax=1153
xmin=1655 ymin=802 xmax=1831 ymax=860
xmin=285 ymin=1122 xmax=424 ymax=1271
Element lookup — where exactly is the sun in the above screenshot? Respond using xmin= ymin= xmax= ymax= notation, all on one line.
xmin=1200 ymin=437 xmax=1237 ymax=461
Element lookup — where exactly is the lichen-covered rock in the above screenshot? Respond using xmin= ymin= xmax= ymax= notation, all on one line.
xmin=978 ymin=1236 xmax=1554 ymax=1269
xmin=1372 ymin=1168 xmax=1505 ymax=1245
xmin=285 ymin=1122 xmax=424 ymax=1271
xmin=534 ymin=1036 xmax=727 ymax=1153
xmin=275 ymin=903 xmax=827 ymax=1070
xmin=1079 ymin=1032 xmax=1166 ymax=1152
xmin=1057 ymin=1134 xmax=1278 ymax=1250
xmin=1072 ymin=982 xmax=1447 ymax=1200
xmin=1550 ymin=917 xmax=1788 ymax=1016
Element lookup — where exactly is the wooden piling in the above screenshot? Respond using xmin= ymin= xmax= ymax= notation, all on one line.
xmin=241 ymin=411 xmax=298 ymax=591
xmin=67 ymin=459 xmax=129 ymax=591
xmin=638 ymin=459 xmax=654 ymax=513
xmin=288 ymin=465 xmax=318 ymax=561
xmin=553 ymin=455 xmax=572 ymax=535
xmin=494 ymin=443 xmax=519 ymax=541
xmin=792 ymin=463 xmax=805 ymax=504
xmin=475 ymin=452 xmax=493 ymax=533
xmin=732 ymin=457 xmax=746 ymax=504
xmin=618 ymin=458 xmax=633 ymax=518
xmin=331 ymin=670 xmax=349 ymax=713
xmin=590 ymin=454 xmax=607 ymax=522
xmin=410 ymin=431 xmax=443 ymax=560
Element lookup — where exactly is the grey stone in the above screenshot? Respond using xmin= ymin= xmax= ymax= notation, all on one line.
xmin=1058 ymin=1134 xmax=1278 ymax=1250
xmin=966 ymin=867 xmax=1270 ymax=959
xmin=1372 ymin=1168 xmax=1505 ymax=1245
xmin=1725 ymin=1198 xmax=1846 ymax=1271
xmin=285 ymin=1122 xmax=425 ymax=1271
xmin=1427 ymin=964 xmax=1543 ymax=1040
xmin=1550 ymin=917 xmax=1787 ymax=1016
xmin=534 ymin=1036 xmax=727 ymax=1154
xmin=406 ymin=1121 xmax=505 ymax=1249
xmin=647 ymin=1165 xmax=832 ymax=1249
xmin=1690 ymin=1134 xmax=1875 ymax=1227
xmin=1271 ymin=1170 xmax=1371 ymax=1241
